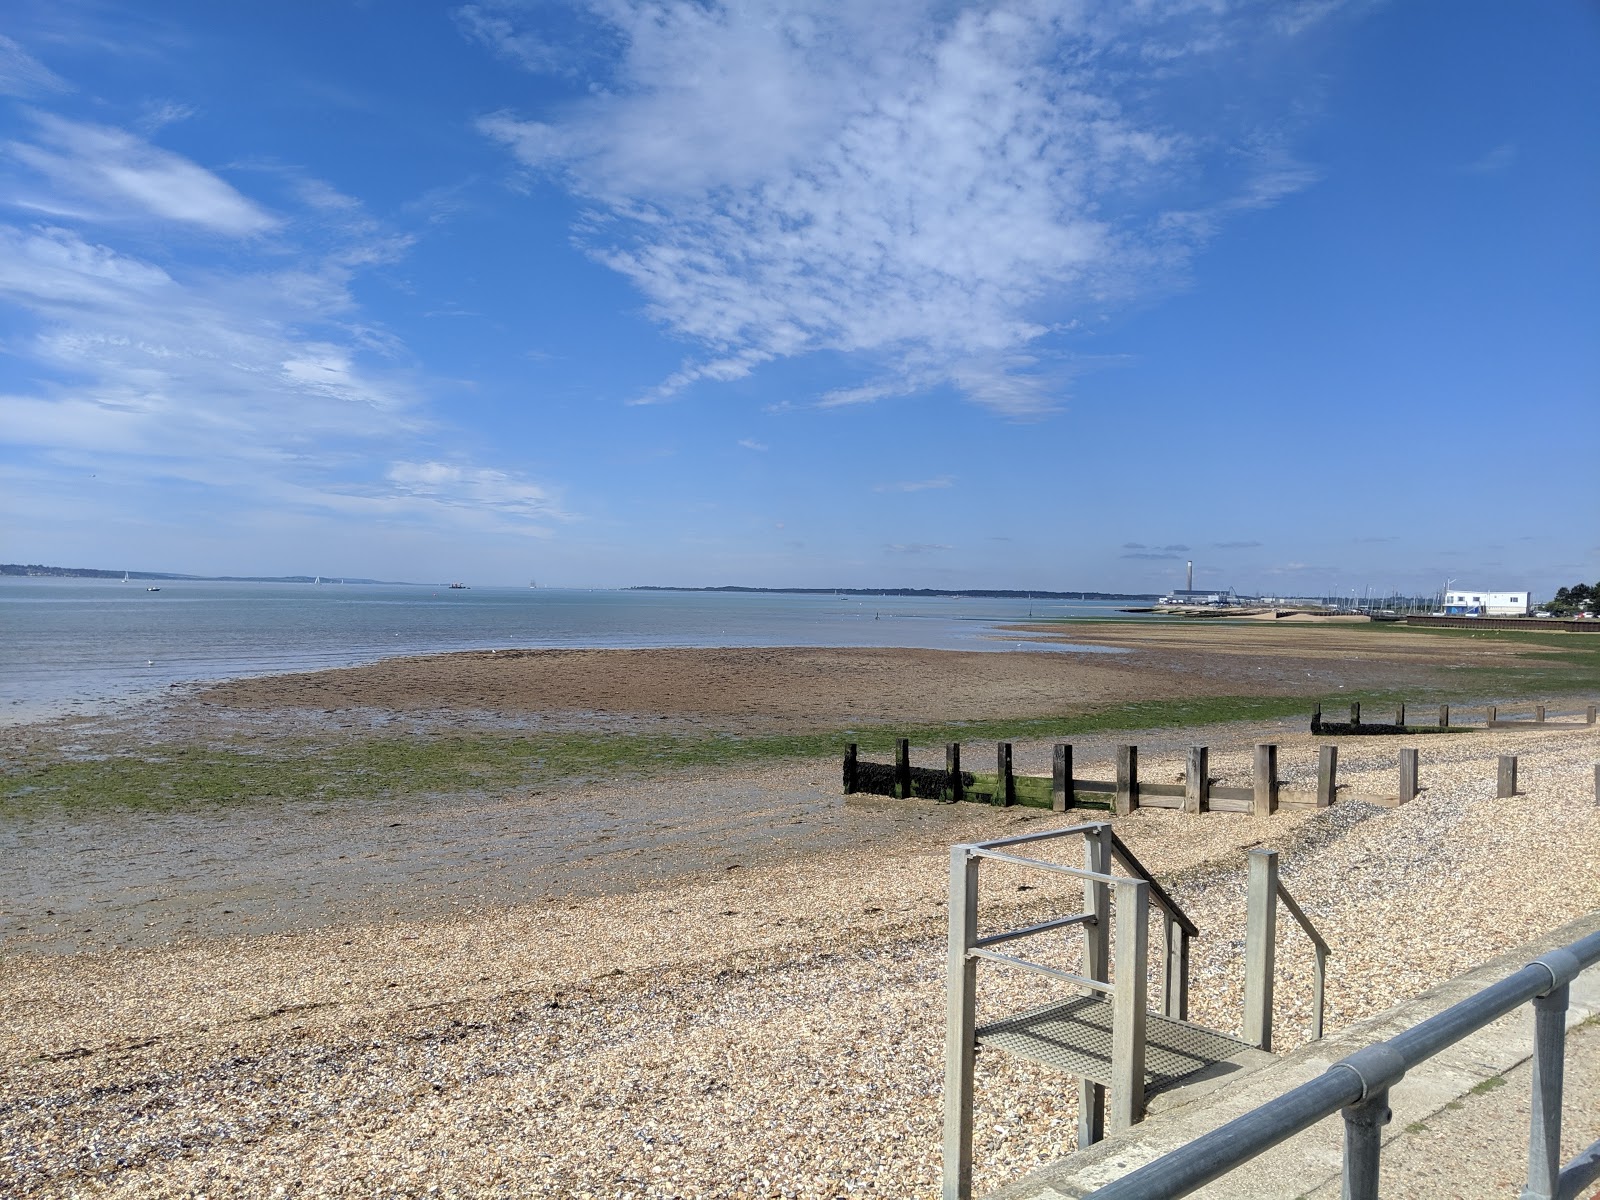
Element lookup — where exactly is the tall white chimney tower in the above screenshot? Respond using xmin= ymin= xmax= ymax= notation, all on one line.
xmin=1187 ymin=560 xmax=1193 ymax=592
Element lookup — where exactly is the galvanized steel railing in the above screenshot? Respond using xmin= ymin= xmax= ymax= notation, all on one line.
xmin=1083 ymin=926 xmax=1600 ymax=1200
xmin=943 ymin=822 xmax=1197 ymax=1200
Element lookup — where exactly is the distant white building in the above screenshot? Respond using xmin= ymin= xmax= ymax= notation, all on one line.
xmin=1160 ymin=589 xmax=1228 ymax=606
xmin=1444 ymin=589 xmax=1530 ymax=617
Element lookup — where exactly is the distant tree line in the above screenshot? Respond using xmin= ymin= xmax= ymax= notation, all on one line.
xmin=1546 ymin=581 xmax=1599 ymax=616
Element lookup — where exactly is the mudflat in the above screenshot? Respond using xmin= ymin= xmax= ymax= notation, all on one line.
xmin=3 ymin=629 xmax=1597 ymax=1198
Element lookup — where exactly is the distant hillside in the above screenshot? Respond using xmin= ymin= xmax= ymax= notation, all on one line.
xmin=2 ymin=563 xmax=401 ymax=584
xmin=628 ymin=585 xmax=1160 ymax=600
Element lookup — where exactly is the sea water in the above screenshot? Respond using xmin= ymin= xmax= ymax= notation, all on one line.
xmin=0 ymin=578 xmax=1139 ymax=723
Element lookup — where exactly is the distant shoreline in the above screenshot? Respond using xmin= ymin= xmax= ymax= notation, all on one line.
xmin=1 ymin=564 xmax=406 ymax=585
xmin=628 ymin=585 xmax=1160 ymax=600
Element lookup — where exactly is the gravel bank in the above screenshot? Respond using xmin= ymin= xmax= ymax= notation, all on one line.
xmin=3 ymin=719 xmax=1597 ymax=1198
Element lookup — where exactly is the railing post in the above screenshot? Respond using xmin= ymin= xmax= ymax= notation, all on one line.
xmin=1163 ymin=914 xmax=1189 ymax=1021
xmin=1349 ymin=701 xmax=1361 ymax=728
xmin=1497 ymin=755 xmax=1518 ymax=799
xmin=942 ymin=846 xmax=980 ymax=1200
xmin=1116 ymin=745 xmax=1139 ymax=815
xmin=1394 ymin=702 xmax=1406 ymax=727
xmin=1080 ymin=825 xmax=1112 ymax=1148
xmin=1317 ymin=744 xmax=1338 ymax=808
xmin=1487 ymin=704 xmax=1498 ymax=725
xmin=843 ymin=744 xmax=858 ymax=794
xmin=1244 ymin=849 xmax=1278 ymax=1050
xmin=1438 ymin=703 xmax=1450 ymax=729
xmin=1587 ymin=703 xmax=1597 ymax=725
xmin=1110 ymin=878 xmax=1149 ymax=1133
xmin=1398 ymin=748 xmax=1418 ymax=805
xmin=996 ymin=742 xmax=1014 ymax=807
xmin=1534 ymin=704 xmax=1546 ymax=724
xmin=1052 ymin=743 xmax=1072 ymax=813
xmin=895 ymin=738 xmax=911 ymax=799
xmin=946 ymin=742 xmax=963 ymax=803
xmin=1184 ymin=746 xmax=1208 ymax=814
xmin=1253 ymin=743 xmax=1279 ymax=815
xmin=1341 ymin=1086 xmax=1392 ymax=1200
xmin=1523 ymin=982 xmax=1570 ymax=1200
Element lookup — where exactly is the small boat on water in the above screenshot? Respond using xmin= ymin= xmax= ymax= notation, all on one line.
xmin=146 ymin=586 xmax=161 ymax=592
xmin=448 ymin=582 xmax=469 ymax=589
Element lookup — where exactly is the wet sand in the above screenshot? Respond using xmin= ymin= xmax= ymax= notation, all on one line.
xmin=1 ymin=634 xmax=1571 ymax=958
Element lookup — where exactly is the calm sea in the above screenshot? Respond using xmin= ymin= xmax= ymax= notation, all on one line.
xmin=0 ymin=579 xmax=1141 ymax=724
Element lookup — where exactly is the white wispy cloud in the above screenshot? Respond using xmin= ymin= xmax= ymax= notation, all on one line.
xmin=0 ymin=34 xmax=68 ymax=98
xmin=737 ymin=438 xmax=769 ymax=451
xmin=875 ymin=476 xmax=954 ymax=493
xmin=1461 ymin=143 xmax=1516 ymax=175
xmin=4 ymin=111 xmax=278 ymax=235
xmin=474 ymin=1 xmax=1332 ymax=416
xmin=0 ymin=108 xmax=563 ymax=535
xmin=886 ymin=542 xmax=952 ymax=554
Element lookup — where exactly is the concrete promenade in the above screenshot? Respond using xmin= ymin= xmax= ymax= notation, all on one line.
xmin=990 ymin=911 xmax=1600 ymax=1200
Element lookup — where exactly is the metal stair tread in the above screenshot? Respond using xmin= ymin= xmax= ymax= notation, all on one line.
xmin=975 ymin=994 xmax=1273 ymax=1094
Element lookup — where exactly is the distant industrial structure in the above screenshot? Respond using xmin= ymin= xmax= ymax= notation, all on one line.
xmin=1159 ymin=560 xmax=1235 ymax=607
xmin=1442 ymin=589 xmax=1531 ymax=617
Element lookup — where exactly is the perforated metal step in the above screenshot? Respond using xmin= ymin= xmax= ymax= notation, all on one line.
xmin=975 ymin=995 xmax=1272 ymax=1094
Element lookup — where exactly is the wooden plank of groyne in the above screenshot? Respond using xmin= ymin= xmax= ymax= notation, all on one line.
xmin=1052 ymin=744 xmax=1072 ymax=813
xmin=1316 ymin=745 xmax=1338 ymax=808
xmin=1185 ymin=746 xmax=1209 ymax=815
xmin=1116 ymin=745 xmax=1138 ymax=815
xmin=1206 ymin=795 xmax=1254 ymax=814
xmin=1136 ymin=794 xmax=1185 ymax=810
xmin=1209 ymin=785 xmax=1254 ymax=802
xmin=1277 ymin=789 xmax=1320 ymax=810
xmin=1137 ymin=783 xmax=1185 ymax=798
xmin=1254 ymin=743 xmax=1278 ymax=815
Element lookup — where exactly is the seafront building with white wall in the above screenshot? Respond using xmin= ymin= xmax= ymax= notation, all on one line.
xmin=1443 ymin=589 xmax=1530 ymax=616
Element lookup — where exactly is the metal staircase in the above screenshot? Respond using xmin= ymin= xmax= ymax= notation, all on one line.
xmin=943 ymin=822 xmax=1328 ymax=1200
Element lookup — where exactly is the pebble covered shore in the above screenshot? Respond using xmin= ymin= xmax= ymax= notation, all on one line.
xmin=3 ymin=719 xmax=1597 ymax=1198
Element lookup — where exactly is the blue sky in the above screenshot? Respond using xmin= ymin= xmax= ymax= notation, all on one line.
xmin=1 ymin=1 xmax=1595 ymax=595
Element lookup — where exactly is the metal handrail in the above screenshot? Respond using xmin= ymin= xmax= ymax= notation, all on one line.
xmin=1277 ymin=882 xmax=1329 ymax=1041
xmin=1110 ymin=831 xmax=1199 ymax=937
xmin=1085 ymin=926 xmax=1600 ymax=1200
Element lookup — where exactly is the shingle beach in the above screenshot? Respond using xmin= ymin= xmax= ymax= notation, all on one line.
xmin=3 ymin=636 xmax=1597 ymax=1198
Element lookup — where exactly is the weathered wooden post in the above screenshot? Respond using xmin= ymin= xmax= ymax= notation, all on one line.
xmin=1253 ymin=743 xmax=1279 ymax=815
xmin=895 ymin=738 xmax=911 ymax=799
xmin=1316 ymin=744 xmax=1338 ymax=807
xmin=1243 ymin=849 xmax=1279 ymax=1051
xmin=843 ymin=743 xmax=858 ymax=794
xmin=1184 ymin=746 xmax=1208 ymax=814
xmin=1587 ymin=704 xmax=1597 ymax=725
xmin=1311 ymin=701 xmax=1322 ymax=735
xmin=1534 ymin=704 xmax=1546 ymax=724
xmin=996 ymin=742 xmax=1014 ymax=807
xmin=1349 ymin=701 xmax=1361 ymax=728
xmin=1438 ymin=703 xmax=1450 ymax=728
xmin=1116 ymin=745 xmax=1139 ymax=815
xmin=1497 ymin=755 xmax=1518 ymax=799
xmin=1487 ymin=705 xmax=1498 ymax=725
xmin=1399 ymin=747 xmax=1419 ymax=805
xmin=946 ymin=742 xmax=963 ymax=803
xmin=1052 ymin=743 xmax=1073 ymax=813
xmin=1395 ymin=702 xmax=1406 ymax=727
